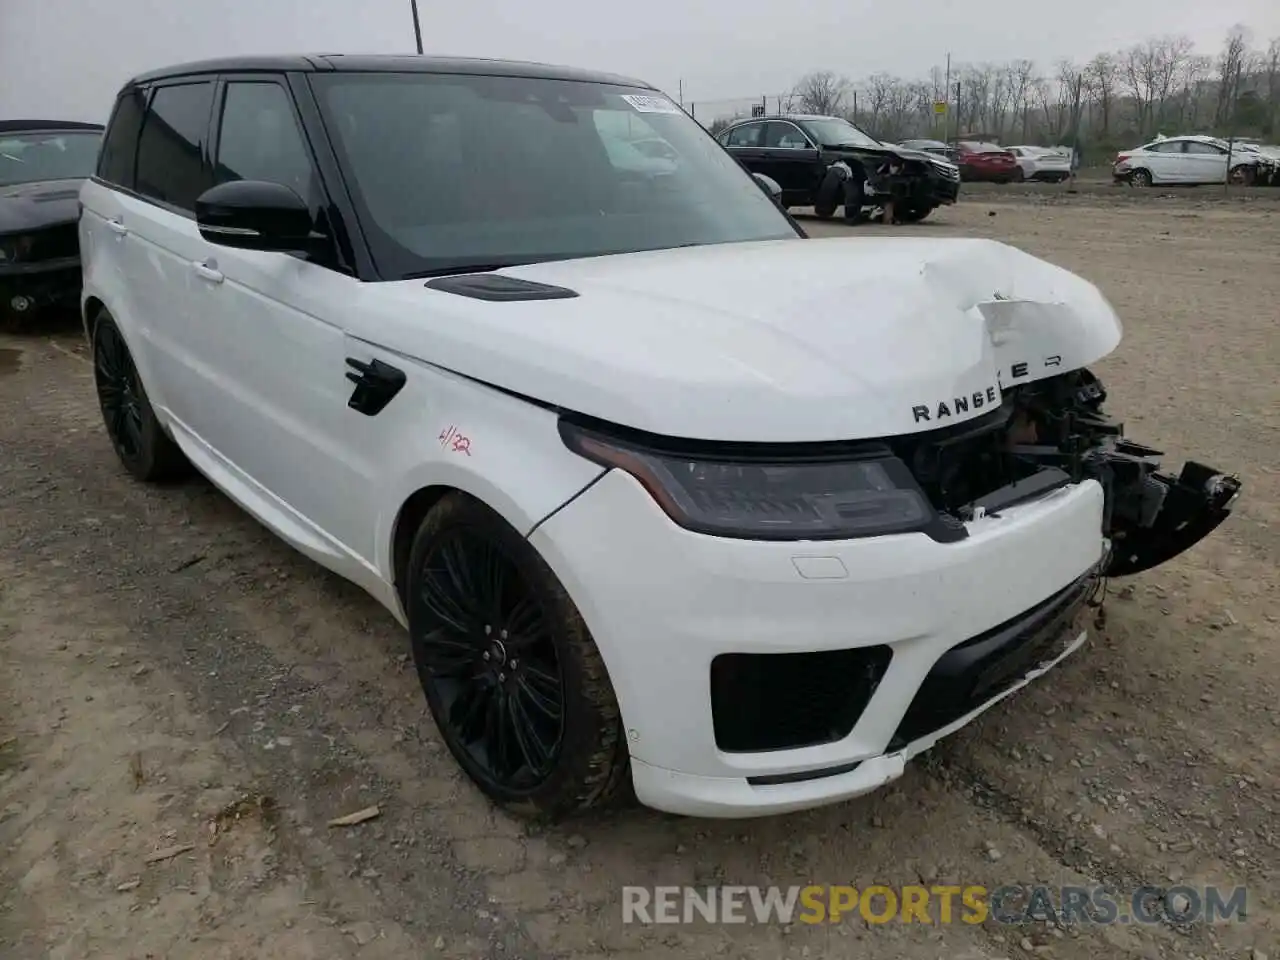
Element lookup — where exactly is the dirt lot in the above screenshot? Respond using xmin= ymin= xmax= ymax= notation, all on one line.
xmin=1 ymin=195 xmax=1277 ymax=960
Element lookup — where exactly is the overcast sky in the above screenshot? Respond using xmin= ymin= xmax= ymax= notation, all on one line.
xmin=2 ymin=0 xmax=1277 ymax=123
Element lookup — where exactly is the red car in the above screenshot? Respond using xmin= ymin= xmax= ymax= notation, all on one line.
xmin=956 ymin=141 xmax=1019 ymax=183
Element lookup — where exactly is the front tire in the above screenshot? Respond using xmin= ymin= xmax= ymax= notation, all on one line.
xmin=407 ymin=493 xmax=629 ymax=821
xmin=897 ymin=204 xmax=934 ymax=223
xmin=91 ymin=312 xmax=190 ymax=482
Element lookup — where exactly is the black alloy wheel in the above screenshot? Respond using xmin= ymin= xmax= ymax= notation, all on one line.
xmin=91 ymin=312 xmax=190 ymax=482
xmin=93 ymin=317 xmax=146 ymax=464
xmin=406 ymin=493 xmax=627 ymax=819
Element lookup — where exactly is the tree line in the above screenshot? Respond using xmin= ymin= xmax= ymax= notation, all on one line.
xmin=706 ymin=25 xmax=1279 ymax=161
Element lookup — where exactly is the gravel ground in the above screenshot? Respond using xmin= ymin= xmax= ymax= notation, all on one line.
xmin=1 ymin=195 xmax=1277 ymax=959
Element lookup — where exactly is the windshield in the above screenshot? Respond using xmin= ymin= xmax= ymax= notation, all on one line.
xmin=798 ymin=117 xmax=881 ymax=149
xmin=0 ymin=130 xmax=102 ymax=187
xmin=311 ymin=73 xmax=799 ymax=279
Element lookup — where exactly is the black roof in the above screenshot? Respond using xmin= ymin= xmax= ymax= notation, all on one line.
xmin=724 ymin=114 xmax=853 ymax=128
xmin=126 ymin=54 xmax=652 ymax=90
xmin=0 ymin=119 xmax=104 ymax=134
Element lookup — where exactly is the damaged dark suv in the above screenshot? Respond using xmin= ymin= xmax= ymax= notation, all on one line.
xmin=718 ymin=114 xmax=961 ymax=222
xmin=0 ymin=119 xmax=104 ymax=328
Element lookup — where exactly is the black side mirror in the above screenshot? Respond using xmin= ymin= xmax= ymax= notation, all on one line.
xmin=752 ymin=172 xmax=783 ymax=204
xmin=195 ymin=180 xmax=318 ymax=252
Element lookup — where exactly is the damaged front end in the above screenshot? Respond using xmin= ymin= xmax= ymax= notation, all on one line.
xmin=889 ymin=369 xmax=1241 ymax=578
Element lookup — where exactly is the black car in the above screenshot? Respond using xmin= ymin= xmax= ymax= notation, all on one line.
xmin=717 ymin=115 xmax=960 ymax=222
xmin=0 ymin=119 xmax=104 ymax=328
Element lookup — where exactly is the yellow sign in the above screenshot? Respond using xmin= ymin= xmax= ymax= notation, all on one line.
xmin=934 ymin=101 xmax=948 ymax=114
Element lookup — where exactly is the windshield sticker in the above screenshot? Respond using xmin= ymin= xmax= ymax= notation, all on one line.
xmin=620 ymin=94 xmax=682 ymax=115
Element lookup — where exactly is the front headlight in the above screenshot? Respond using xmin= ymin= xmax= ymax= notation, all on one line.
xmin=559 ymin=420 xmax=933 ymax=540
xmin=0 ymin=234 xmax=32 ymax=263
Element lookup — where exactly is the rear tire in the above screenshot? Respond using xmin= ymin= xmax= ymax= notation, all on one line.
xmin=1012 ymin=167 xmax=1025 ymax=182
xmin=91 ymin=312 xmax=191 ymax=482
xmin=1129 ymin=168 xmax=1153 ymax=188
xmin=406 ymin=492 xmax=630 ymax=821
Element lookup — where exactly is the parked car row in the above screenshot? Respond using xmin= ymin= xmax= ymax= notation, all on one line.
xmin=1114 ymin=134 xmax=1280 ymax=187
xmin=898 ymin=139 xmax=1072 ymax=184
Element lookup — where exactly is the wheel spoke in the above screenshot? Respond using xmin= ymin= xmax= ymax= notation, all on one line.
xmin=440 ymin=536 xmax=477 ymax=602
xmin=507 ymin=693 xmax=553 ymax=774
xmin=450 ymin=682 xmax=493 ymax=743
xmin=501 ymin=594 xmax=541 ymax=638
xmin=420 ymin=568 xmax=474 ymax=633
xmin=417 ymin=628 xmax=479 ymax=678
xmin=486 ymin=692 xmax=513 ymax=779
xmin=516 ymin=671 xmax=563 ymax=721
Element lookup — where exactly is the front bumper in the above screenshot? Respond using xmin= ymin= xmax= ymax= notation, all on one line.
xmin=926 ymin=172 xmax=961 ymax=204
xmin=0 ymin=256 xmax=82 ymax=314
xmin=1030 ymin=163 xmax=1071 ymax=180
xmin=531 ymin=468 xmax=1106 ymax=817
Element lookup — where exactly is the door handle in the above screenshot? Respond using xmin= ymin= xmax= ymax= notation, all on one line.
xmin=105 ymin=218 xmax=128 ymax=236
xmin=191 ymin=260 xmax=224 ymax=284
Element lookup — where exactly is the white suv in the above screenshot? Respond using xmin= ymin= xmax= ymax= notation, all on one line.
xmin=80 ymin=55 xmax=1241 ymax=820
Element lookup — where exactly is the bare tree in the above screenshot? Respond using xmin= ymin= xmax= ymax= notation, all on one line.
xmin=1005 ymin=59 xmax=1037 ymax=140
xmin=1178 ymin=55 xmax=1212 ymax=129
xmin=1121 ymin=42 xmax=1157 ymax=136
xmin=958 ymin=64 xmax=995 ymax=134
xmin=1083 ymin=53 xmax=1118 ymax=135
xmin=1265 ymin=38 xmax=1280 ymax=136
xmin=791 ymin=71 xmax=849 ymax=116
xmin=1215 ymin=26 xmax=1251 ymax=127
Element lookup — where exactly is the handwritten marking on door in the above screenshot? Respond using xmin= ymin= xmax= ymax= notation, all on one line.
xmin=438 ymin=425 xmax=472 ymax=456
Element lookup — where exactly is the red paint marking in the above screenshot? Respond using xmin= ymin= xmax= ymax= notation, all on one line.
xmin=439 ymin=425 xmax=471 ymax=456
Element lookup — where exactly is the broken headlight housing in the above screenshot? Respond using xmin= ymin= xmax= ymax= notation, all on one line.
xmin=560 ymin=420 xmax=932 ymax=540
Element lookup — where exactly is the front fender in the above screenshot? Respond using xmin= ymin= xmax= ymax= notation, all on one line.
xmin=369 ymin=354 xmax=605 ymax=583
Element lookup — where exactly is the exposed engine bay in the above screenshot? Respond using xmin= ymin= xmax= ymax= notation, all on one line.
xmin=888 ymin=368 xmax=1242 ymax=578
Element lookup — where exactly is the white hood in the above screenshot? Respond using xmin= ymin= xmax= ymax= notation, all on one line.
xmin=363 ymin=237 xmax=1122 ymax=443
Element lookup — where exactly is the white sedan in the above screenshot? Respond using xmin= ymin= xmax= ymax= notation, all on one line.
xmin=1114 ymin=135 xmax=1265 ymax=186
xmin=1007 ymin=146 xmax=1071 ymax=182
xmin=79 ymin=54 xmax=1242 ymax=821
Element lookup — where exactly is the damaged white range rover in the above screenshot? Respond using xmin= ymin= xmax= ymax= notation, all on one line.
xmin=81 ymin=55 xmax=1241 ymax=820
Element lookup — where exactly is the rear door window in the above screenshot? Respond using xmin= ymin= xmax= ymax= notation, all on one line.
xmin=134 ymin=80 xmax=216 ymax=212
xmin=724 ymin=123 xmax=764 ymax=147
xmin=763 ymin=122 xmax=811 ymax=149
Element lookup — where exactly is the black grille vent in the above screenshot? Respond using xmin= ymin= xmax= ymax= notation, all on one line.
xmin=710 ymin=646 xmax=893 ymax=753
xmin=24 ymin=223 xmax=79 ymax=262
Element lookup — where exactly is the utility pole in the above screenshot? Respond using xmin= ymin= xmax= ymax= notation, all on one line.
xmin=678 ymin=79 xmax=683 ymax=106
xmin=942 ymin=52 xmax=951 ymax=142
xmin=1068 ymin=70 xmax=1083 ymax=191
xmin=954 ymin=80 xmax=961 ymax=147
xmin=409 ymin=0 xmax=423 ymax=54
